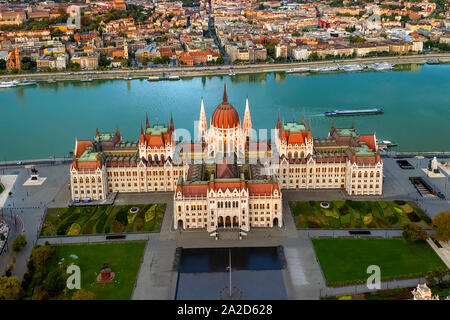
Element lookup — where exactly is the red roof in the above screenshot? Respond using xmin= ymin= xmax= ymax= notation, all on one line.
xmin=359 ymin=135 xmax=376 ymax=150
xmin=211 ymin=85 xmax=240 ymax=129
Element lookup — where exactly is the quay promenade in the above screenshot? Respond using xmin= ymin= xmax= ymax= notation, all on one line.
xmin=0 ymin=53 xmax=449 ymax=82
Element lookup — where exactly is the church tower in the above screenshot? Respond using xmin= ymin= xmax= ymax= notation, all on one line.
xmin=123 ymin=39 xmax=129 ymax=60
xmin=243 ymin=96 xmax=252 ymax=139
xmin=198 ymin=97 xmax=207 ymax=141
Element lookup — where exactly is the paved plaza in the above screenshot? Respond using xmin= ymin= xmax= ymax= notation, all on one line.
xmin=0 ymin=155 xmax=449 ymax=299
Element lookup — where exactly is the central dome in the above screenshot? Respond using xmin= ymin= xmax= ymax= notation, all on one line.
xmin=211 ymin=85 xmax=240 ymax=129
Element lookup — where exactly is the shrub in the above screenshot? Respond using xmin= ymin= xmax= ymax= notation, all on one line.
xmin=115 ymin=209 xmax=128 ymax=226
xmin=67 ymin=223 xmax=81 ymax=236
xmin=72 ymin=289 xmax=95 ymax=300
xmin=402 ymin=223 xmax=428 ymax=243
xmin=432 ymin=211 xmax=450 ymax=242
xmin=394 ymin=200 xmax=406 ymax=205
xmin=339 ymin=205 xmax=349 ymax=216
xmin=12 ymin=234 xmax=27 ymax=252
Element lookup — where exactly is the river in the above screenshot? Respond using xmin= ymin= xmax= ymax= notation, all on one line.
xmin=0 ymin=63 xmax=449 ymax=161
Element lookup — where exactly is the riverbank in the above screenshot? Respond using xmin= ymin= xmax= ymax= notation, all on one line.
xmin=1 ymin=53 xmax=449 ymax=82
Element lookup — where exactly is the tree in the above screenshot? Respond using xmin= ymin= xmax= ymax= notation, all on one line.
xmin=41 ymin=268 xmax=66 ymax=297
xmin=142 ymin=57 xmax=149 ymax=66
xmin=432 ymin=211 xmax=450 ymax=242
xmin=216 ymin=55 xmax=224 ymax=65
xmin=402 ymin=223 xmax=428 ymax=243
xmin=292 ymin=31 xmax=300 ymax=37
xmin=12 ymin=234 xmax=27 ymax=252
xmin=51 ymin=29 xmax=64 ymax=38
xmin=21 ymin=57 xmax=36 ymax=71
xmin=0 ymin=276 xmax=22 ymax=300
xmin=0 ymin=59 xmax=6 ymax=70
xmin=68 ymin=62 xmax=80 ymax=71
xmin=30 ymin=244 xmax=55 ymax=271
xmin=72 ymin=289 xmax=95 ymax=300
xmin=99 ymin=54 xmax=111 ymax=67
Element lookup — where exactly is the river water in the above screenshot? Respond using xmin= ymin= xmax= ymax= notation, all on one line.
xmin=0 ymin=63 xmax=449 ymax=161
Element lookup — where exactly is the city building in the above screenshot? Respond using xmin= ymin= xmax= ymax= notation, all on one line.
xmin=69 ymin=86 xmax=383 ymax=234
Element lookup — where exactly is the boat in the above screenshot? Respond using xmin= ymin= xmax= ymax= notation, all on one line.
xmin=324 ymin=108 xmax=384 ymax=117
xmin=426 ymin=60 xmax=440 ymax=65
xmin=168 ymin=75 xmax=180 ymax=80
xmin=319 ymin=65 xmax=339 ymax=72
xmin=309 ymin=67 xmax=322 ymax=73
xmin=124 ymin=72 xmax=133 ymax=80
xmin=376 ymin=139 xmax=398 ymax=148
xmin=47 ymin=77 xmax=57 ymax=83
xmin=148 ymin=76 xmax=159 ymax=81
xmin=228 ymin=69 xmax=236 ymax=76
xmin=0 ymin=81 xmax=18 ymax=88
xmin=80 ymin=77 xmax=93 ymax=82
xmin=17 ymin=79 xmax=37 ymax=86
xmin=340 ymin=64 xmax=365 ymax=72
xmin=286 ymin=67 xmax=309 ymax=74
xmin=371 ymin=62 xmax=393 ymax=71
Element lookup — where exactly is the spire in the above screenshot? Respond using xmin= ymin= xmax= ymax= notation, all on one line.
xmin=331 ymin=119 xmax=335 ymax=129
xmin=140 ymin=123 xmax=143 ymax=135
xmin=116 ymin=126 xmax=120 ymax=137
xmin=302 ymin=109 xmax=305 ymax=125
xmin=222 ymin=83 xmax=228 ymax=103
xmin=243 ymin=96 xmax=252 ymax=137
xmin=276 ymin=111 xmax=281 ymax=129
xmin=199 ymin=97 xmax=207 ymax=141
xmin=351 ymin=120 xmax=355 ymax=129
xmin=170 ymin=112 xmax=174 ymax=132
xmin=146 ymin=113 xmax=149 ymax=129
xmin=95 ymin=127 xmax=99 ymax=136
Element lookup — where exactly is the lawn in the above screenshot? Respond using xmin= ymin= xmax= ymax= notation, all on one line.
xmin=23 ymin=241 xmax=146 ymax=300
xmin=290 ymin=200 xmax=431 ymax=229
xmin=312 ymin=238 xmax=448 ymax=286
xmin=40 ymin=203 xmax=166 ymax=236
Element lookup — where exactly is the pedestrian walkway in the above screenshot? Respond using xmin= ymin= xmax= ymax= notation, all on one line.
xmin=427 ymin=238 xmax=450 ymax=269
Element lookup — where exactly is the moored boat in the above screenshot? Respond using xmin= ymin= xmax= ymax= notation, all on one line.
xmin=17 ymin=79 xmax=37 ymax=86
xmin=0 ymin=81 xmax=18 ymax=88
xmin=325 ymin=108 xmax=384 ymax=116
xmin=286 ymin=67 xmax=310 ymax=74
xmin=80 ymin=77 xmax=93 ymax=82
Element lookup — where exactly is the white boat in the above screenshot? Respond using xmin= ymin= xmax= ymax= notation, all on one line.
xmin=17 ymin=79 xmax=37 ymax=86
xmin=286 ymin=67 xmax=310 ymax=74
xmin=148 ymin=76 xmax=159 ymax=81
xmin=0 ymin=81 xmax=18 ymax=88
xmin=228 ymin=69 xmax=236 ymax=76
xmin=309 ymin=67 xmax=322 ymax=73
xmin=47 ymin=78 xmax=57 ymax=83
xmin=319 ymin=65 xmax=339 ymax=72
xmin=80 ymin=77 xmax=93 ymax=82
xmin=340 ymin=64 xmax=365 ymax=72
xmin=168 ymin=75 xmax=180 ymax=80
xmin=371 ymin=62 xmax=394 ymax=71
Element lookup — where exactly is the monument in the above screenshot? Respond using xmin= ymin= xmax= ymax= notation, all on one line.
xmin=411 ymin=283 xmax=439 ymax=300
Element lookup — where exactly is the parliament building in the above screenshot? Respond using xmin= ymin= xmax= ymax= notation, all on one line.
xmin=70 ymin=85 xmax=383 ymax=233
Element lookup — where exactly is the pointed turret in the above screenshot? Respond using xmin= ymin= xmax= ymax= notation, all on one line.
xmin=198 ymin=97 xmax=207 ymax=140
xmin=276 ymin=111 xmax=281 ymax=129
xmin=145 ymin=113 xmax=149 ymax=129
xmin=140 ymin=123 xmax=145 ymax=144
xmin=243 ymin=96 xmax=252 ymax=138
xmin=170 ymin=112 xmax=174 ymax=132
xmin=116 ymin=126 xmax=120 ymax=137
xmin=95 ymin=127 xmax=100 ymax=136
xmin=307 ymin=120 xmax=312 ymax=140
xmin=302 ymin=109 xmax=305 ymax=125
xmin=222 ymin=84 xmax=228 ymax=103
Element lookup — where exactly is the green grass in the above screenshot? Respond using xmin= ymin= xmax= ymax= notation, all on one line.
xmin=312 ymin=238 xmax=448 ymax=286
xmin=41 ymin=203 xmax=166 ymax=236
xmin=0 ymin=183 xmax=4 ymax=194
xmin=52 ymin=241 xmax=146 ymax=300
xmin=290 ymin=200 xmax=429 ymax=229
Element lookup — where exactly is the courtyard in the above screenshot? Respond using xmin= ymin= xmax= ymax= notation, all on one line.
xmin=40 ymin=203 xmax=166 ymax=236
xmin=290 ymin=200 xmax=431 ymax=229
xmin=312 ymin=238 xmax=448 ymax=287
